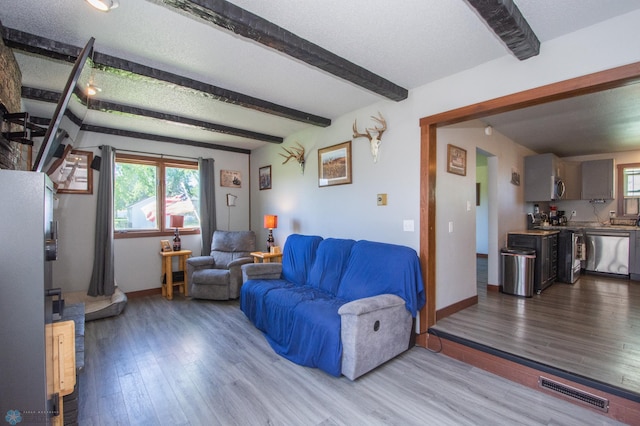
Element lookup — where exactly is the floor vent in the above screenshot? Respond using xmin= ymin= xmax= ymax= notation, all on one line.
xmin=538 ymin=376 xmax=609 ymax=412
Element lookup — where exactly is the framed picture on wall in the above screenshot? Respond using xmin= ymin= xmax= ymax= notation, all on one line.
xmin=259 ymin=165 xmax=272 ymax=190
xmin=220 ymin=169 xmax=242 ymax=188
xmin=511 ymin=167 xmax=521 ymax=186
xmin=447 ymin=144 xmax=467 ymax=176
xmin=318 ymin=141 xmax=352 ymax=187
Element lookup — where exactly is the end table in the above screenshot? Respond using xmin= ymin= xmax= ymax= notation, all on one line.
xmin=250 ymin=251 xmax=283 ymax=263
xmin=160 ymin=249 xmax=192 ymax=300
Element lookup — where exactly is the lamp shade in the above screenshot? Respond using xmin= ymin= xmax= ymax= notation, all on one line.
xmin=170 ymin=215 xmax=184 ymax=228
xmin=263 ymin=215 xmax=278 ymax=229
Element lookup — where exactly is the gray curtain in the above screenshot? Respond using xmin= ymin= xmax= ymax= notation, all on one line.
xmin=88 ymin=145 xmax=115 ymax=296
xmin=199 ymin=158 xmax=217 ymax=256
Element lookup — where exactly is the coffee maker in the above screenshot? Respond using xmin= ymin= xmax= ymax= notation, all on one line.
xmin=557 ymin=210 xmax=568 ymax=225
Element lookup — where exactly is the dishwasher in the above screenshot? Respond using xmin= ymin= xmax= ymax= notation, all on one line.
xmin=583 ymin=230 xmax=630 ymax=275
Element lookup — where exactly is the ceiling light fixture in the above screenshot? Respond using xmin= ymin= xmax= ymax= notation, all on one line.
xmin=85 ymin=0 xmax=119 ymax=12
xmin=484 ymin=125 xmax=493 ymax=136
xmin=86 ymin=84 xmax=101 ymax=96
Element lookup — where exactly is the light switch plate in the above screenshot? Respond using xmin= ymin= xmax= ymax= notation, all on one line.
xmin=377 ymin=193 xmax=387 ymax=206
xmin=403 ymin=220 xmax=414 ymax=232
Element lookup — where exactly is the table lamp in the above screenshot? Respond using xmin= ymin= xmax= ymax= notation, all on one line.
xmin=263 ymin=214 xmax=278 ymax=251
xmin=170 ymin=215 xmax=184 ymax=251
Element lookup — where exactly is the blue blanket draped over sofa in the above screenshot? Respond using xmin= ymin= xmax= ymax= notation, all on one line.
xmin=241 ymin=234 xmax=425 ymax=377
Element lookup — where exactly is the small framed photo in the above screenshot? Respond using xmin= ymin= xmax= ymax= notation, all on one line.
xmin=48 ymin=149 xmax=94 ymax=194
xmin=447 ymin=144 xmax=467 ymax=176
xmin=160 ymin=240 xmax=172 ymax=252
xmin=511 ymin=167 xmax=521 ymax=186
xmin=259 ymin=165 xmax=272 ymax=190
xmin=220 ymin=170 xmax=242 ymax=188
xmin=318 ymin=141 xmax=352 ymax=187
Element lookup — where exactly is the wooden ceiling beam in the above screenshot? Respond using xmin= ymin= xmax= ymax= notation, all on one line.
xmin=150 ymin=0 xmax=409 ymax=101
xmin=81 ymin=125 xmax=251 ymax=154
xmin=2 ymin=27 xmax=331 ymax=127
xmin=28 ymin=114 xmax=251 ymax=154
xmin=21 ymin=86 xmax=284 ymax=144
xmin=466 ymin=0 xmax=540 ymax=60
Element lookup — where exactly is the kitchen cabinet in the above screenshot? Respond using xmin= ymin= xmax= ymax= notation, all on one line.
xmin=581 ymin=159 xmax=614 ymax=200
xmin=524 ymin=153 xmax=564 ymax=201
xmin=562 ymin=161 xmax=582 ymax=200
xmin=507 ymin=231 xmax=558 ymax=293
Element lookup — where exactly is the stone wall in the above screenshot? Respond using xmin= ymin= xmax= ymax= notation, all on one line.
xmin=0 ymin=36 xmax=23 ymax=170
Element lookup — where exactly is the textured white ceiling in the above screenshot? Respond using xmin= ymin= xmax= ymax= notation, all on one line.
xmin=2 ymin=0 xmax=640 ymax=153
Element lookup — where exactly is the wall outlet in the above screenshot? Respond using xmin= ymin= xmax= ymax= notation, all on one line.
xmin=571 ymin=210 xmax=576 ymax=217
xmin=403 ymin=220 xmax=414 ymax=232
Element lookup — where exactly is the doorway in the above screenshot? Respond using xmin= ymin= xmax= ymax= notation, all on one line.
xmin=476 ymin=149 xmax=490 ymax=293
xmin=417 ymin=61 xmax=640 ymax=341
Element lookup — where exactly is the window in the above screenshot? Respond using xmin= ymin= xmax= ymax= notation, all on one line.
xmin=114 ymin=154 xmax=200 ymax=237
xmin=617 ymin=163 xmax=640 ymax=217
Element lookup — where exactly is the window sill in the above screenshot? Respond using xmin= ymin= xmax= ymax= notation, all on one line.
xmin=114 ymin=229 xmax=201 ymax=239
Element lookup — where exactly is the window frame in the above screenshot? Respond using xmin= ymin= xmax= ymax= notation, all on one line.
xmin=616 ymin=162 xmax=640 ymax=218
xmin=114 ymin=153 xmax=201 ymax=239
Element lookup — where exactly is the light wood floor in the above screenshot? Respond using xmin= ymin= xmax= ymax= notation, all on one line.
xmin=432 ymin=258 xmax=640 ymax=397
xmin=78 ymin=293 xmax=623 ymax=425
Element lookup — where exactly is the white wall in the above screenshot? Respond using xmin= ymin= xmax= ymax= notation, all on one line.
xmin=249 ymin=10 xmax=640 ymax=311
xmin=52 ymin=132 xmax=250 ymax=293
xmin=249 ymin=112 xmax=424 ymax=251
xmin=435 ymin=122 xmax=535 ymax=306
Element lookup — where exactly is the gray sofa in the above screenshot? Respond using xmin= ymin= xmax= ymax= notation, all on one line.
xmin=187 ymin=230 xmax=256 ymax=300
xmin=240 ymin=234 xmax=425 ymax=380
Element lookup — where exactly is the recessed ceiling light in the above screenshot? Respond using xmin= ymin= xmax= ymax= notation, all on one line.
xmin=86 ymin=84 xmax=101 ymax=96
xmin=85 ymin=0 xmax=119 ymax=12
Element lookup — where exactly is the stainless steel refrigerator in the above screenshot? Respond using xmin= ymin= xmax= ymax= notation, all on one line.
xmin=0 ymin=170 xmax=59 ymax=425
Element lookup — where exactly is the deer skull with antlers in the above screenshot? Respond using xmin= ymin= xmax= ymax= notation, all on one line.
xmin=352 ymin=112 xmax=387 ymax=163
xmin=279 ymin=142 xmax=306 ymax=174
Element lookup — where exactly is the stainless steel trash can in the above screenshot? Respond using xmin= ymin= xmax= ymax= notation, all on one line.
xmin=500 ymin=248 xmax=535 ymax=297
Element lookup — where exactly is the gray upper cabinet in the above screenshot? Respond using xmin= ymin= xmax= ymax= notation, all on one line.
xmin=524 ymin=153 xmax=563 ymax=201
xmin=581 ymin=159 xmax=615 ymax=200
xmin=563 ymin=161 xmax=582 ymax=200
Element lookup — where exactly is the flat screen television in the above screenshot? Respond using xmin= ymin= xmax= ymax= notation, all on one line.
xmin=32 ymin=37 xmax=95 ymax=173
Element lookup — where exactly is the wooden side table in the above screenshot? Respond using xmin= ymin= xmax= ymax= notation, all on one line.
xmin=160 ymin=249 xmax=192 ymax=300
xmin=46 ymin=320 xmax=76 ymax=426
xmin=250 ymin=251 xmax=283 ymax=263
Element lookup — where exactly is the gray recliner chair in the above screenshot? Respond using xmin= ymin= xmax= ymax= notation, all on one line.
xmin=187 ymin=230 xmax=256 ymax=300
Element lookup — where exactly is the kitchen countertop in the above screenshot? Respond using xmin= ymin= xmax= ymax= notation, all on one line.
xmin=535 ymin=223 xmax=639 ymax=232
xmin=509 ymin=229 xmax=560 ymax=236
